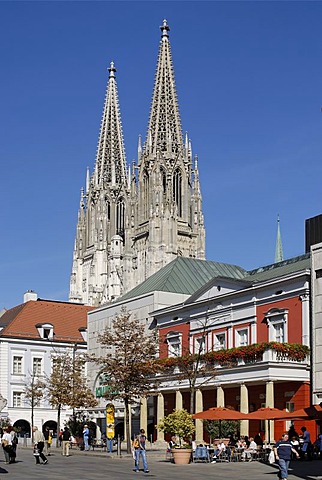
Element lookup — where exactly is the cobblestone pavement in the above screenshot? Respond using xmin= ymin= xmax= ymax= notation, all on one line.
xmin=1 ymin=447 xmax=321 ymax=480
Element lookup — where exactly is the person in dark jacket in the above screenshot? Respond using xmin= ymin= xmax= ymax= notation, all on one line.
xmin=62 ymin=426 xmax=71 ymax=457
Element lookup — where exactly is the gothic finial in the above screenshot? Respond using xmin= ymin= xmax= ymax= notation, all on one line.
xmin=108 ymin=61 xmax=116 ymax=78
xmin=86 ymin=166 xmax=90 ymax=194
xmin=275 ymin=214 xmax=284 ymax=263
xmin=160 ymin=19 xmax=170 ymax=37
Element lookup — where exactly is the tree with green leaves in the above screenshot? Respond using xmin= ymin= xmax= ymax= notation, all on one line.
xmin=47 ymin=348 xmax=97 ymax=446
xmin=89 ymin=307 xmax=161 ymax=454
xmin=157 ymin=409 xmax=195 ymax=446
xmin=204 ymin=419 xmax=240 ymax=441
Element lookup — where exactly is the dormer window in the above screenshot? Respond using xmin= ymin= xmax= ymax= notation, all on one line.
xmin=79 ymin=327 xmax=87 ymax=342
xmin=36 ymin=323 xmax=54 ymax=340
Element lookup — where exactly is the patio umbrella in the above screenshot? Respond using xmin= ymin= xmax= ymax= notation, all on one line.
xmin=244 ymin=407 xmax=303 ymax=444
xmin=244 ymin=407 xmax=296 ymax=420
xmin=193 ymin=407 xmax=248 ymax=438
xmin=285 ymin=404 xmax=322 ymax=420
xmin=193 ymin=407 xmax=248 ymax=421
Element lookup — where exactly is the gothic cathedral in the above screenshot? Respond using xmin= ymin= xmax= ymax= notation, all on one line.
xmin=69 ymin=20 xmax=205 ymax=306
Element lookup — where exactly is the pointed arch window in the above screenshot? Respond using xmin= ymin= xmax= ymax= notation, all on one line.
xmin=88 ymin=201 xmax=95 ymax=245
xmin=160 ymin=167 xmax=167 ymax=195
xmin=116 ymin=198 xmax=125 ymax=237
xmin=105 ymin=196 xmax=111 ymax=221
xmin=173 ymin=168 xmax=182 ymax=216
xmin=143 ymin=170 xmax=149 ymax=219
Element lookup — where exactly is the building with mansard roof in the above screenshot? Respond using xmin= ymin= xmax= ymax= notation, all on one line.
xmin=69 ymin=20 xmax=205 ymax=307
xmin=0 ymin=291 xmax=93 ymax=439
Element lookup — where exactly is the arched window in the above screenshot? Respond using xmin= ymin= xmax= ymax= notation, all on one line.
xmin=173 ymin=168 xmax=182 ymax=216
xmin=116 ymin=198 xmax=125 ymax=237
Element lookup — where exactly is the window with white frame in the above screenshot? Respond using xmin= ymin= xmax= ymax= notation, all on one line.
xmin=214 ymin=332 xmax=226 ymax=350
xmin=286 ymin=402 xmax=294 ymax=412
xmin=13 ymin=391 xmax=23 ymax=407
xmin=166 ymin=332 xmax=182 ymax=357
xmin=13 ymin=356 xmax=23 ymax=374
xmin=194 ymin=335 xmax=206 ymax=355
xmin=236 ymin=328 xmax=248 ymax=347
xmin=265 ymin=308 xmax=288 ymax=343
xmin=274 ymin=323 xmax=285 ymax=343
xmin=33 ymin=357 xmax=42 ymax=376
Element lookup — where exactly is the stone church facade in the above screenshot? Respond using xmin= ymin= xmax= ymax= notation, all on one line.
xmin=69 ymin=20 xmax=205 ymax=306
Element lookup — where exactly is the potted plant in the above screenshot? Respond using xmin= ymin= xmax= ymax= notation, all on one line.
xmin=157 ymin=409 xmax=195 ymax=464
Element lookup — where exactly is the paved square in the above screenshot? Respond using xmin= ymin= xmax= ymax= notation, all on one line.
xmin=1 ymin=447 xmax=321 ymax=480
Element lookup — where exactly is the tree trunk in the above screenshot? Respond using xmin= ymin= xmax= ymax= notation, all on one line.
xmin=31 ymin=399 xmax=34 ymax=442
xmin=56 ymin=404 xmax=61 ymax=448
xmin=125 ymin=398 xmax=131 ymax=454
xmin=190 ymin=386 xmax=195 ymax=415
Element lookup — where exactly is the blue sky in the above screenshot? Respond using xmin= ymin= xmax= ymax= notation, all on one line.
xmin=1 ymin=1 xmax=322 ymax=309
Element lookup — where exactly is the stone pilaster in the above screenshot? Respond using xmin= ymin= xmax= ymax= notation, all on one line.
xmin=195 ymin=389 xmax=203 ymax=441
xmin=239 ymin=383 xmax=249 ymax=437
xmin=266 ymin=381 xmax=274 ymax=442
xmin=140 ymin=397 xmax=148 ymax=433
xmin=175 ymin=390 xmax=183 ymax=411
xmin=216 ymin=386 xmax=225 ymax=407
xmin=156 ymin=393 xmax=165 ymax=442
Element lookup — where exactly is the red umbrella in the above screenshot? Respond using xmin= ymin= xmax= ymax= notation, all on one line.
xmin=193 ymin=407 xmax=248 ymax=420
xmin=244 ymin=407 xmax=299 ymax=420
xmin=286 ymin=404 xmax=322 ymax=420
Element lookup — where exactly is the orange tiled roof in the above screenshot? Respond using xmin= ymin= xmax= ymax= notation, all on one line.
xmin=0 ymin=300 xmax=94 ymax=343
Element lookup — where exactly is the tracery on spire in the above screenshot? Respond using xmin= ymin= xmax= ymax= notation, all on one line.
xmin=145 ymin=21 xmax=184 ymax=156
xmin=95 ymin=62 xmax=127 ymax=186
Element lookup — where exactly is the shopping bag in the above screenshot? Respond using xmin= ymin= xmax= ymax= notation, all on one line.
xmin=268 ymin=450 xmax=275 ymax=464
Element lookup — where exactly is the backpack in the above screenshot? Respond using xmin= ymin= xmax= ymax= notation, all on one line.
xmin=133 ymin=438 xmax=140 ymax=449
xmin=12 ymin=436 xmax=18 ymax=445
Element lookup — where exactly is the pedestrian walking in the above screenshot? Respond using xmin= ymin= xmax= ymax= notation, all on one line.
xmin=1 ymin=427 xmax=16 ymax=464
xmin=274 ymin=432 xmax=299 ymax=480
xmin=132 ymin=428 xmax=149 ymax=473
xmin=43 ymin=427 xmax=50 ymax=455
xmin=62 ymin=426 xmax=71 ymax=456
xmin=32 ymin=426 xmax=48 ymax=465
xmin=83 ymin=424 xmax=90 ymax=451
xmin=300 ymin=426 xmax=312 ymax=460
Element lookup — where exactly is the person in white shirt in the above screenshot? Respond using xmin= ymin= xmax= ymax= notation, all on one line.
xmin=1 ymin=428 xmax=14 ymax=464
xmin=212 ymin=440 xmax=226 ymax=462
xmin=242 ymin=437 xmax=257 ymax=461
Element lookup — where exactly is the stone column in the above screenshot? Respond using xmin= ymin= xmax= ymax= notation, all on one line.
xmin=124 ymin=404 xmax=132 ymax=443
xmin=216 ymin=386 xmax=225 ymax=407
xmin=195 ymin=389 xmax=203 ymax=441
xmin=156 ymin=393 xmax=165 ymax=442
xmin=175 ymin=390 xmax=183 ymax=411
xmin=140 ymin=396 xmax=148 ymax=433
xmin=266 ymin=381 xmax=274 ymax=443
xmin=239 ymin=383 xmax=249 ymax=437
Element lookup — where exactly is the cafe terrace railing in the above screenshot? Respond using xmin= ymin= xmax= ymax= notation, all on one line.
xmin=157 ymin=342 xmax=310 ymax=371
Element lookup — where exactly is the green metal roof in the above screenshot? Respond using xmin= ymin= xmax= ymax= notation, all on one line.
xmin=244 ymin=253 xmax=310 ymax=283
xmin=117 ymin=253 xmax=311 ymax=303
xmin=119 ymin=256 xmax=247 ymax=301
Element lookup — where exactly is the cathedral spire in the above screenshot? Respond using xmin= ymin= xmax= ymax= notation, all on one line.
xmin=275 ymin=215 xmax=284 ymax=263
xmin=144 ymin=19 xmax=184 ymax=156
xmin=94 ymin=61 xmax=127 ymax=187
